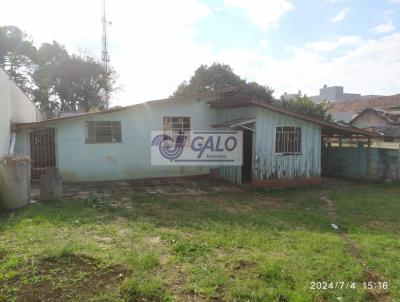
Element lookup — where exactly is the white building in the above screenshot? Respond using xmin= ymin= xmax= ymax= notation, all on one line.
xmin=0 ymin=68 xmax=42 ymax=157
xmin=311 ymin=85 xmax=361 ymax=103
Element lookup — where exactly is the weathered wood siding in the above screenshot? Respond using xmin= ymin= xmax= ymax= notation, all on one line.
xmin=254 ymin=108 xmax=321 ymax=181
xmin=217 ymin=107 xmax=256 ymax=184
xmin=217 ymin=107 xmax=256 ymax=121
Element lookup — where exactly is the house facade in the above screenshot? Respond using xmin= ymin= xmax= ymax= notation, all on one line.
xmin=0 ymin=68 xmax=41 ymax=158
xmin=349 ymin=107 xmax=400 ymax=147
xmin=329 ymin=94 xmax=400 ymax=123
xmin=14 ymin=89 xmax=369 ymax=187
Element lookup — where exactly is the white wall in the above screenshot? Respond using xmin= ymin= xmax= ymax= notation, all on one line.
xmin=0 ymin=68 xmax=40 ymax=157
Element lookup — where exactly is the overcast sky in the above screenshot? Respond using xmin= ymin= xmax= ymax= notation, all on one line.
xmin=1 ymin=0 xmax=400 ymax=106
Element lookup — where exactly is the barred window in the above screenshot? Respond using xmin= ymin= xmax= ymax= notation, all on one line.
xmin=275 ymin=126 xmax=302 ymax=154
xmin=163 ymin=116 xmax=191 ymax=146
xmin=85 ymin=121 xmax=122 ymax=144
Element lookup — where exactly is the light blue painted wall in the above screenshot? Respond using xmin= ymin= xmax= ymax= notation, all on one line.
xmin=254 ymin=107 xmax=321 ymax=181
xmin=15 ymin=98 xmax=322 ymax=183
xmin=16 ymin=95 xmax=219 ymax=181
xmin=217 ymin=107 xmax=257 ymax=184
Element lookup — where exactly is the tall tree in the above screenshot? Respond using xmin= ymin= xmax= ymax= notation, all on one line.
xmin=0 ymin=26 xmax=36 ymax=95
xmin=173 ymin=63 xmax=274 ymax=102
xmin=32 ymin=41 xmax=69 ymax=114
xmin=0 ymin=26 xmax=117 ymax=118
xmin=52 ymin=54 xmax=113 ymax=112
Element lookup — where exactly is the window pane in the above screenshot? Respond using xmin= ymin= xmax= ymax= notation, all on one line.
xmin=85 ymin=121 xmax=122 ymax=144
xmin=163 ymin=116 xmax=191 ymax=146
xmin=275 ymin=126 xmax=302 ymax=154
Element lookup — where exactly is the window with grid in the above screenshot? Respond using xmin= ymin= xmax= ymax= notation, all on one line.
xmin=85 ymin=121 xmax=122 ymax=144
xmin=275 ymin=126 xmax=302 ymax=154
xmin=163 ymin=116 xmax=191 ymax=146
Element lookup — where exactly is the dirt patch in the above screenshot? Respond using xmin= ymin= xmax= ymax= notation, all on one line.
xmin=169 ymin=270 xmax=206 ymax=302
xmin=9 ymin=254 xmax=129 ymax=302
xmin=0 ymin=250 xmax=7 ymax=262
xmin=148 ymin=236 xmax=161 ymax=245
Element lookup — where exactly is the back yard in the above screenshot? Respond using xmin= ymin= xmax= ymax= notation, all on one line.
xmin=0 ymin=179 xmax=398 ymax=302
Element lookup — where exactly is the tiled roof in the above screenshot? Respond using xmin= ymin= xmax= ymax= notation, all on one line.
xmin=329 ymin=94 xmax=400 ymax=113
xmin=349 ymin=107 xmax=400 ymax=125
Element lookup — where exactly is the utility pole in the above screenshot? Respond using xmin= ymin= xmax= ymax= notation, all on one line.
xmin=101 ymin=0 xmax=110 ymax=109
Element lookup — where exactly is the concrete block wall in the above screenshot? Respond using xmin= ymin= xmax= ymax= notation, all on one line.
xmin=322 ymin=145 xmax=400 ymax=181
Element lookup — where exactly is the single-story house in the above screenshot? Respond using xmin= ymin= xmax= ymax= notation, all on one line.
xmin=329 ymin=94 xmax=400 ymax=123
xmin=349 ymin=107 xmax=400 ymax=146
xmin=13 ymin=88 xmax=371 ymax=187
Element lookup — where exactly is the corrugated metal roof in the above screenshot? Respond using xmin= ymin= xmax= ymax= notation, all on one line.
xmin=209 ymin=96 xmax=373 ymax=137
xmin=379 ymin=126 xmax=400 ymax=138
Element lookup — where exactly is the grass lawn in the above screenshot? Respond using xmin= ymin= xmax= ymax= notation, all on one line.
xmin=0 ymin=180 xmax=398 ymax=301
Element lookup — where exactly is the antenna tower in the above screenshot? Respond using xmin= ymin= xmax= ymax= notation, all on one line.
xmin=101 ymin=0 xmax=110 ymax=109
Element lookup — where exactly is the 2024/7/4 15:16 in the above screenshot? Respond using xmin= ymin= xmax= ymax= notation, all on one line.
xmin=310 ymin=281 xmax=389 ymax=290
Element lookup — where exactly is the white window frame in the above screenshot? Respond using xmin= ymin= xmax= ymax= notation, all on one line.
xmin=162 ymin=116 xmax=191 ymax=147
xmin=85 ymin=121 xmax=122 ymax=144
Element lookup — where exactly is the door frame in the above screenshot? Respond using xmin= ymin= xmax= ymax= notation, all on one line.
xmin=29 ymin=127 xmax=57 ymax=180
xmin=241 ymin=129 xmax=253 ymax=184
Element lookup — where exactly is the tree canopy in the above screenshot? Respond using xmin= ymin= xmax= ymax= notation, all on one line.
xmin=0 ymin=26 xmax=36 ymax=93
xmin=276 ymin=94 xmax=332 ymax=121
xmin=174 ymin=63 xmax=331 ymax=121
xmin=0 ymin=26 xmax=116 ymax=118
xmin=173 ymin=63 xmax=274 ymax=102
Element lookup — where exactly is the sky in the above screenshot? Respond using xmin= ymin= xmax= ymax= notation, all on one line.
xmin=1 ymin=0 xmax=400 ymax=106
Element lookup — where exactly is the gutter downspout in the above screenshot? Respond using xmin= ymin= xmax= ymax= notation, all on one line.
xmin=8 ymin=132 xmax=16 ymax=155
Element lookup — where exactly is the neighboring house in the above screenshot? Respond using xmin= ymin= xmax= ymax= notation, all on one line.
xmin=349 ymin=107 xmax=400 ymax=146
xmin=330 ymin=94 xmax=400 ymax=123
xmin=281 ymin=92 xmax=300 ymax=101
xmin=311 ymin=85 xmax=361 ymax=104
xmin=0 ymin=68 xmax=42 ymax=158
xmin=13 ymin=88 xmax=370 ymax=187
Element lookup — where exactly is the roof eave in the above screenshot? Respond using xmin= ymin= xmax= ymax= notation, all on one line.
xmin=210 ymin=98 xmax=373 ymax=137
